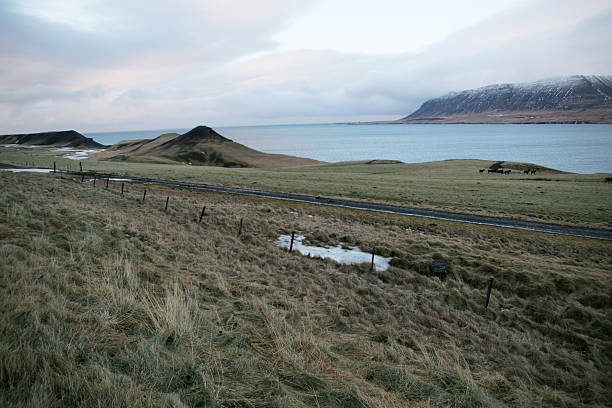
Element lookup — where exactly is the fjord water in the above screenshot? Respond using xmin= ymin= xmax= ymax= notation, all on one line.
xmin=86 ymin=124 xmax=612 ymax=174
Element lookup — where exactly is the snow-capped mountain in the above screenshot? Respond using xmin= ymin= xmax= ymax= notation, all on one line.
xmin=400 ymin=75 xmax=612 ymax=123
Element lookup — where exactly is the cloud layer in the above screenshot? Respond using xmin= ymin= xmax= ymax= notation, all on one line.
xmin=1 ymin=0 xmax=610 ymax=132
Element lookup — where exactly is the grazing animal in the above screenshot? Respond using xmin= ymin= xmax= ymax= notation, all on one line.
xmin=524 ymin=169 xmax=530 ymax=174
xmin=487 ymin=169 xmax=496 ymax=173
xmin=530 ymin=169 xmax=537 ymax=175
xmin=479 ymin=169 xmax=485 ymax=173
xmin=504 ymin=169 xmax=511 ymax=174
xmin=497 ymin=169 xmax=504 ymax=174
xmin=606 ymin=177 xmax=612 ymax=183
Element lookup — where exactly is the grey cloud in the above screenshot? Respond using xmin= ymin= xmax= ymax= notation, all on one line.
xmin=0 ymin=85 xmax=105 ymax=104
xmin=1 ymin=0 xmax=610 ymax=131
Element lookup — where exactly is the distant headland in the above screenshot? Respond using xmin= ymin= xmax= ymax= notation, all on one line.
xmin=354 ymin=75 xmax=612 ymax=124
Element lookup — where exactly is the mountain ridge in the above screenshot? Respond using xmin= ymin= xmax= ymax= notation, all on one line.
xmin=360 ymin=75 xmax=612 ymax=124
xmin=0 ymin=130 xmax=106 ymax=148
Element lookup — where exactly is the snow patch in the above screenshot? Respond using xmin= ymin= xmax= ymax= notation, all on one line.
xmin=275 ymin=234 xmax=391 ymax=271
xmin=52 ymin=148 xmax=104 ymax=160
xmin=2 ymin=144 xmax=44 ymax=148
xmin=1 ymin=168 xmax=55 ymax=173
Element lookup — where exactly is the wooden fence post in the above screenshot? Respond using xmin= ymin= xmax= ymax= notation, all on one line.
xmin=142 ymin=189 xmax=146 ymax=201
xmin=79 ymin=162 xmax=83 ymax=172
xmin=106 ymin=177 xmax=109 ymax=189
xmin=121 ymin=183 xmax=124 ymax=195
xmin=93 ymin=176 xmax=96 ymax=186
xmin=53 ymin=161 xmax=56 ymax=173
xmin=370 ymin=249 xmax=375 ymax=271
xmin=289 ymin=231 xmax=295 ymax=251
xmin=199 ymin=205 xmax=206 ymax=223
xmin=238 ymin=218 xmax=243 ymax=236
xmin=485 ymin=277 xmax=494 ymax=309
xmin=165 ymin=196 xmax=169 ymax=211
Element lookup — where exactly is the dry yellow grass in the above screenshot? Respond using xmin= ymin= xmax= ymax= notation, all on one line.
xmin=1 ymin=172 xmax=611 ymax=407
xmin=2 ymin=146 xmax=611 ymax=230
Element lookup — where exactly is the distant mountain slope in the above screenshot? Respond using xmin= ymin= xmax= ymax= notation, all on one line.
xmin=0 ymin=130 xmax=105 ymax=148
xmin=393 ymin=75 xmax=612 ymax=124
xmin=94 ymin=125 xmax=323 ymax=168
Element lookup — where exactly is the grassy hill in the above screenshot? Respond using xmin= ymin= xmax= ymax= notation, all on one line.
xmin=0 ymin=130 xmax=105 ymax=148
xmin=1 ymin=141 xmax=611 ymax=230
xmin=1 ymin=171 xmax=611 ymax=406
xmin=94 ymin=126 xmax=323 ymax=168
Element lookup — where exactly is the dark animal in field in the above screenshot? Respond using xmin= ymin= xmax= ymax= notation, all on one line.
xmin=530 ymin=169 xmax=537 ymax=175
xmin=504 ymin=170 xmax=511 ymax=174
xmin=496 ymin=169 xmax=504 ymax=174
xmin=524 ymin=169 xmax=530 ymax=174
xmin=488 ymin=169 xmax=496 ymax=173
xmin=479 ymin=169 xmax=485 ymax=173
xmin=606 ymin=177 xmax=612 ymax=183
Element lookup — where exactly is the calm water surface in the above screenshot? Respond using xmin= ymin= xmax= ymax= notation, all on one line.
xmin=86 ymin=124 xmax=612 ymax=174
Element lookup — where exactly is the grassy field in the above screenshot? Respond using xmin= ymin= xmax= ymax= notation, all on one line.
xmin=1 ymin=171 xmax=611 ymax=407
xmin=2 ymin=146 xmax=612 ymax=230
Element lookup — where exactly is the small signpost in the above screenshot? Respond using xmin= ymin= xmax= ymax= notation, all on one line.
xmin=429 ymin=260 xmax=448 ymax=280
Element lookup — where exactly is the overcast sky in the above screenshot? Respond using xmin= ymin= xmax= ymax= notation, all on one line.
xmin=1 ymin=0 xmax=611 ymax=132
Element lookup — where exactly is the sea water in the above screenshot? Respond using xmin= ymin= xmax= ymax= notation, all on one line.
xmin=85 ymin=124 xmax=612 ymax=174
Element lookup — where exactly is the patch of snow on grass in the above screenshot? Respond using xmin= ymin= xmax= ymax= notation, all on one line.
xmin=52 ymin=148 xmax=104 ymax=160
xmin=275 ymin=234 xmax=391 ymax=271
xmin=1 ymin=168 xmax=54 ymax=173
xmin=2 ymin=144 xmax=44 ymax=148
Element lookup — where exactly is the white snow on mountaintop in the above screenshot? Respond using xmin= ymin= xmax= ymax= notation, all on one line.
xmin=437 ymin=75 xmax=612 ymax=100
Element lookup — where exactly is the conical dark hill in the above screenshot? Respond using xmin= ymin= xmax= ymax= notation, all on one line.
xmin=161 ymin=125 xmax=232 ymax=149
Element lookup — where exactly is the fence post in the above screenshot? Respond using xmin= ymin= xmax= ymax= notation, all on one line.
xmin=79 ymin=162 xmax=83 ymax=172
xmin=485 ymin=278 xmax=494 ymax=309
xmin=142 ymin=189 xmax=146 ymax=201
xmin=93 ymin=175 xmax=96 ymax=186
xmin=289 ymin=231 xmax=295 ymax=251
xmin=370 ymin=249 xmax=375 ymax=271
xmin=106 ymin=176 xmax=109 ymax=189
xmin=53 ymin=161 xmax=56 ymax=173
xmin=199 ymin=205 xmax=206 ymax=223
xmin=165 ymin=196 xmax=169 ymax=211
xmin=121 ymin=183 xmax=124 ymax=195
xmin=238 ymin=218 xmax=243 ymax=236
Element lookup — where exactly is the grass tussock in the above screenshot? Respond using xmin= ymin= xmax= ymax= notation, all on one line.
xmin=1 ymin=172 xmax=611 ymax=407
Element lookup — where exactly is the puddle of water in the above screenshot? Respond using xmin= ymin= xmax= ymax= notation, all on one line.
xmin=275 ymin=234 xmax=391 ymax=271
